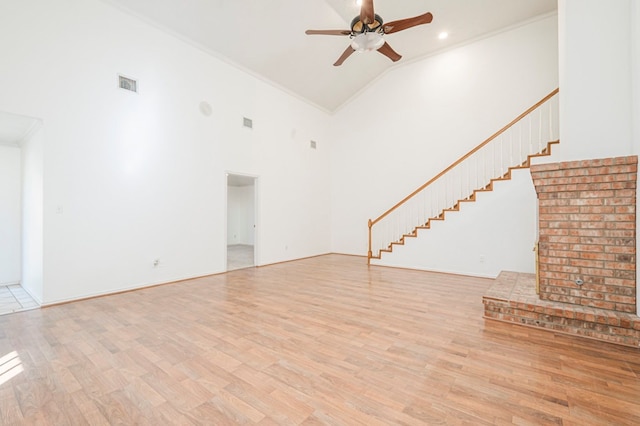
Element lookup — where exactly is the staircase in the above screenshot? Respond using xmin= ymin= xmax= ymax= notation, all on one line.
xmin=368 ymin=89 xmax=559 ymax=264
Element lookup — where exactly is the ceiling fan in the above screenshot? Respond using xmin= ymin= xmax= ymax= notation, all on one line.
xmin=305 ymin=0 xmax=433 ymax=66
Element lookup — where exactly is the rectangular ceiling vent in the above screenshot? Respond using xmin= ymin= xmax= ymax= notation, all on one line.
xmin=242 ymin=117 xmax=253 ymax=129
xmin=118 ymin=75 xmax=138 ymax=93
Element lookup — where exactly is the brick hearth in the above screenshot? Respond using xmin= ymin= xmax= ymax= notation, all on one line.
xmin=483 ymin=155 xmax=640 ymax=347
xmin=483 ymin=271 xmax=640 ymax=347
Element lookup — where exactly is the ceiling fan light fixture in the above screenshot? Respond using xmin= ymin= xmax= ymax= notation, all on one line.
xmin=306 ymin=0 xmax=433 ymax=66
xmin=351 ymin=32 xmax=384 ymax=52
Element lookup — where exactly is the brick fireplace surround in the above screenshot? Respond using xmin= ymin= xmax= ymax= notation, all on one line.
xmin=483 ymin=155 xmax=640 ymax=347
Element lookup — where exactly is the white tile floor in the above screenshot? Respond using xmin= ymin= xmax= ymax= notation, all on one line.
xmin=227 ymin=244 xmax=255 ymax=271
xmin=0 ymin=284 xmax=39 ymax=316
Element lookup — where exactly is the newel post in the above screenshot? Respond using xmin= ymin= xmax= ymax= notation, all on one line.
xmin=367 ymin=219 xmax=373 ymax=265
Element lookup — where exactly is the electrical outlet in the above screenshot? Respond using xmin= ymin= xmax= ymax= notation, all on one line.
xmin=153 ymin=259 xmax=160 ymax=268
xmin=479 ymin=255 xmax=485 ymax=263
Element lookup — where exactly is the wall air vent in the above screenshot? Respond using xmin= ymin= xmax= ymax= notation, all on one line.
xmin=118 ymin=75 xmax=138 ymax=93
xmin=243 ymin=117 xmax=253 ymax=129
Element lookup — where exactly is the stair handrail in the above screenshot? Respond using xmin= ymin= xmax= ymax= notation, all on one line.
xmin=368 ymin=88 xmax=559 ymax=261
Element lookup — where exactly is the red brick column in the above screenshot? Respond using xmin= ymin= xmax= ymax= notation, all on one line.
xmin=531 ymin=156 xmax=637 ymax=314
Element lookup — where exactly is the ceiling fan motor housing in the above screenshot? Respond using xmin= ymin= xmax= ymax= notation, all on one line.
xmin=350 ymin=14 xmax=384 ymax=34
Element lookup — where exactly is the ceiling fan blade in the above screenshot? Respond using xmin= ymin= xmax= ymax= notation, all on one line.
xmin=377 ymin=42 xmax=402 ymax=62
xmin=334 ymin=46 xmax=356 ymax=66
xmin=383 ymin=12 xmax=433 ymax=34
xmin=305 ymin=29 xmax=352 ymax=36
xmin=360 ymin=0 xmax=375 ymax=25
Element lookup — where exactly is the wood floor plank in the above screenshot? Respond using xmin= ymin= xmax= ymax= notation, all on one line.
xmin=0 ymin=254 xmax=638 ymax=424
xmin=0 ymin=385 xmax=25 ymax=424
xmin=69 ymin=390 xmax=111 ymax=425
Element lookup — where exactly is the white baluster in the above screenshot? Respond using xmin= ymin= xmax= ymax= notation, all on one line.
xmin=492 ymin=141 xmax=496 ymax=180
xmin=459 ymin=166 xmax=464 ymax=202
xmin=459 ymin=163 xmax=463 ymax=201
xmin=445 ymin=174 xmax=449 ymax=209
xmin=442 ymin=176 xmax=446 ymax=210
xmin=466 ymin=160 xmax=471 ymax=200
xmin=486 ymin=147 xmax=490 ymax=186
xmin=474 ymin=154 xmax=479 ymax=192
xmin=424 ymin=189 xmax=428 ymax=224
xmin=418 ymin=192 xmax=422 ymax=227
xmin=452 ymin=171 xmax=456 ymax=207
xmin=510 ymin=131 xmax=513 ymax=169
xmin=410 ymin=197 xmax=414 ymax=234
xmin=404 ymin=200 xmax=408 ymax=236
xmin=538 ymin=108 xmax=543 ymax=152
xmin=460 ymin=166 xmax=464 ymax=201
xmin=405 ymin=201 xmax=409 ymax=236
xmin=518 ymin=122 xmax=523 ymax=165
xmin=417 ymin=191 xmax=422 ymax=227
xmin=549 ymin=96 xmax=555 ymax=141
xmin=383 ymin=218 xmax=387 ymax=250
xmin=436 ymin=180 xmax=441 ymax=217
xmin=453 ymin=168 xmax=458 ymax=206
xmin=500 ymin=135 xmax=504 ymax=177
xmin=476 ymin=153 xmax=479 ymax=190
xmin=439 ymin=181 xmax=443 ymax=215
xmin=446 ymin=174 xmax=450 ymax=209
xmin=444 ymin=173 xmax=453 ymax=208
xmin=483 ymin=149 xmax=487 ymax=187
xmin=528 ymin=115 xmax=533 ymax=155
xmin=418 ymin=190 xmax=422 ymax=225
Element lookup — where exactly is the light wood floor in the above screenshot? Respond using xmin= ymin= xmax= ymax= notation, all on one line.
xmin=0 ymin=255 xmax=638 ymax=425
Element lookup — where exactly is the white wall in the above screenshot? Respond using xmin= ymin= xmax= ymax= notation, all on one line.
xmin=21 ymin=124 xmax=44 ymax=303
xmin=634 ymin=1 xmax=640 ymax=155
xmin=376 ymin=169 xmax=537 ymax=277
xmin=557 ymin=0 xmax=639 ymax=314
xmin=557 ymin=0 xmax=635 ymax=162
xmin=0 ymin=0 xmax=331 ymax=304
xmin=634 ymin=0 xmax=640 ymax=317
xmin=0 ymin=145 xmax=22 ymax=284
xmin=4 ymin=0 xmax=633 ymax=302
xmin=227 ymin=185 xmax=255 ymax=245
xmin=330 ymin=15 xmax=559 ymax=276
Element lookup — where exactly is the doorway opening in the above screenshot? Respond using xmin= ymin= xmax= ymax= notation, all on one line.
xmin=0 ymin=111 xmax=43 ymax=314
xmin=226 ymin=173 xmax=257 ymax=271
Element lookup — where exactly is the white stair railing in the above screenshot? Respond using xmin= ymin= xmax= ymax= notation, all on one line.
xmin=368 ymin=89 xmax=559 ymax=263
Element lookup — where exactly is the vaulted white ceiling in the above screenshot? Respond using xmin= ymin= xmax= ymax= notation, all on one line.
xmin=101 ymin=0 xmax=557 ymax=112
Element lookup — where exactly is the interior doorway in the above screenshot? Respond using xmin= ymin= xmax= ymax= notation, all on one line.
xmin=0 ymin=111 xmax=43 ymax=313
xmin=226 ymin=173 xmax=257 ymax=271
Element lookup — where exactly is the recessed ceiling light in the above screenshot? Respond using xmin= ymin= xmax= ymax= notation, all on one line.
xmin=438 ymin=32 xmax=449 ymax=40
